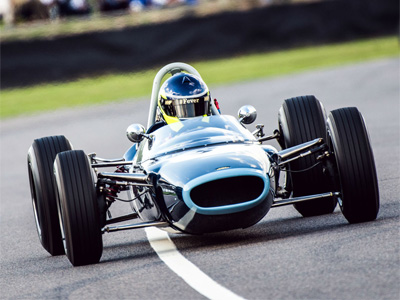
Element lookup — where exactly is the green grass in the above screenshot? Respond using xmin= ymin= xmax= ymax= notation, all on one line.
xmin=1 ymin=36 xmax=398 ymax=119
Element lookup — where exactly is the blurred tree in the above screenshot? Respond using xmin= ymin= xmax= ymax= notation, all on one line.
xmin=15 ymin=0 xmax=49 ymax=21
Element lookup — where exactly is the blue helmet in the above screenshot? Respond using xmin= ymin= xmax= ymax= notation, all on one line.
xmin=158 ymin=73 xmax=211 ymax=124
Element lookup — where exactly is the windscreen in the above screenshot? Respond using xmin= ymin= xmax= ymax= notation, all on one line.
xmin=139 ymin=115 xmax=257 ymax=161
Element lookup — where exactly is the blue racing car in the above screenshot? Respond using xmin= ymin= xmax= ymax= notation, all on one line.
xmin=27 ymin=62 xmax=379 ymax=266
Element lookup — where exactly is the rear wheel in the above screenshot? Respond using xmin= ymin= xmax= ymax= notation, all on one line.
xmin=27 ymin=135 xmax=72 ymax=255
xmin=54 ymin=150 xmax=103 ymax=266
xmin=327 ymin=107 xmax=379 ymax=223
xmin=278 ymin=95 xmax=337 ymax=216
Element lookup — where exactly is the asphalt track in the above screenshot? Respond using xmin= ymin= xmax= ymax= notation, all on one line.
xmin=1 ymin=58 xmax=399 ymax=299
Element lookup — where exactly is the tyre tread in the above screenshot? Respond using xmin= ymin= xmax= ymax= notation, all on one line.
xmin=328 ymin=108 xmax=379 ymax=223
xmin=55 ymin=150 xmax=102 ymax=266
xmin=280 ymin=95 xmax=336 ymax=216
xmin=28 ymin=135 xmax=71 ymax=255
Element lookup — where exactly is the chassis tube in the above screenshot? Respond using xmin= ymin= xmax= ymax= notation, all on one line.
xmin=92 ymin=161 xmax=133 ymax=168
xmin=103 ymin=221 xmax=169 ymax=233
xmin=275 ymin=138 xmax=324 ymax=161
xmin=272 ymin=192 xmax=340 ymax=207
xmin=98 ymin=172 xmax=149 ymax=183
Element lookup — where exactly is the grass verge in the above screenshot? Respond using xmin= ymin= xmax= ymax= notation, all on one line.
xmin=1 ymin=36 xmax=398 ymax=119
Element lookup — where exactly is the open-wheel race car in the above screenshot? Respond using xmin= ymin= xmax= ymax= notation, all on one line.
xmin=27 ymin=63 xmax=379 ymax=266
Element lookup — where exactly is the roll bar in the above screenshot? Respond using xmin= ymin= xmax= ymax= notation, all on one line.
xmin=147 ymin=62 xmax=220 ymax=129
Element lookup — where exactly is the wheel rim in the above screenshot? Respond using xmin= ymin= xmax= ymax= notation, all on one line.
xmin=28 ymin=162 xmax=42 ymax=241
xmin=57 ymin=201 xmax=67 ymax=255
xmin=54 ymin=166 xmax=68 ymax=255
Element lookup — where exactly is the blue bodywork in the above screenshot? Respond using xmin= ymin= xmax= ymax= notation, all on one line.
xmin=127 ymin=115 xmax=276 ymax=234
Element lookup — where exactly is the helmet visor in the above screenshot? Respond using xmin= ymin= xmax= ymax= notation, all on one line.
xmin=163 ymin=94 xmax=210 ymax=118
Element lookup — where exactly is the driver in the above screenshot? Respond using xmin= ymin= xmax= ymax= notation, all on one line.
xmin=157 ymin=73 xmax=212 ymax=124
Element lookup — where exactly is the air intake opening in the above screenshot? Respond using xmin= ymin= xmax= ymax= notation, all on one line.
xmin=190 ymin=176 xmax=264 ymax=207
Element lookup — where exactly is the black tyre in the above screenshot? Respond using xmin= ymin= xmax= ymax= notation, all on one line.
xmin=27 ymin=135 xmax=72 ymax=255
xmin=54 ymin=150 xmax=103 ymax=266
xmin=327 ymin=107 xmax=379 ymax=223
xmin=278 ymin=95 xmax=337 ymax=216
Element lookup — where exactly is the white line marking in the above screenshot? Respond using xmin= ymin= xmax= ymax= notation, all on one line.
xmin=145 ymin=227 xmax=246 ymax=300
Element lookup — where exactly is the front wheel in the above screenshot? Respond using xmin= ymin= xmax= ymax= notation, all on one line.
xmin=327 ymin=107 xmax=379 ymax=223
xmin=54 ymin=150 xmax=103 ymax=266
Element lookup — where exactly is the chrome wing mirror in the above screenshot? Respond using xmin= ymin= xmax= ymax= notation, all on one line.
xmin=126 ymin=124 xmax=147 ymax=143
xmin=238 ymin=105 xmax=257 ymax=125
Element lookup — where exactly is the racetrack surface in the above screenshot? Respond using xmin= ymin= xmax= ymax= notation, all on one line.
xmin=1 ymin=58 xmax=399 ymax=299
